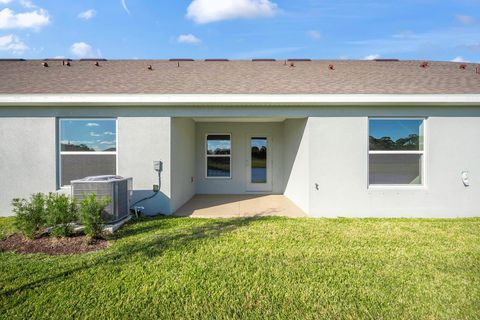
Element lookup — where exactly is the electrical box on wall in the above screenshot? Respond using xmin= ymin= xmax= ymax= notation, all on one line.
xmin=154 ymin=161 xmax=163 ymax=172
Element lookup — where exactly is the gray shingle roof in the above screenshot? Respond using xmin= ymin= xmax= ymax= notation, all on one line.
xmin=0 ymin=59 xmax=479 ymax=94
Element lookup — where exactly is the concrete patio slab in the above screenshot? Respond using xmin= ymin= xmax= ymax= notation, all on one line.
xmin=173 ymin=194 xmax=307 ymax=218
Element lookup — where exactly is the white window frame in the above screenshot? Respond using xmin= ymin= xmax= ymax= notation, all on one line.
xmin=58 ymin=118 xmax=118 ymax=188
xmin=367 ymin=117 xmax=426 ymax=189
xmin=205 ymin=133 xmax=232 ymax=179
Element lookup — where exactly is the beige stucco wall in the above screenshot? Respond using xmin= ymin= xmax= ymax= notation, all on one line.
xmin=117 ymin=117 xmax=172 ymax=215
xmin=283 ymin=118 xmax=310 ymax=213
xmin=308 ymin=116 xmax=480 ymax=217
xmin=1 ymin=105 xmax=480 ymax=217
xmin=0 ymin=118 xmax=57 ymax=215
xmin=170 ymin=118 xmax=196 ymax=212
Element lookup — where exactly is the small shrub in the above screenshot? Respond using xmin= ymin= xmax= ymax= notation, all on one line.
xmin=12 ymin=193 xmax=46 ymax=239
xmin=46 ymin=193 xmax=77 ymax=237
xmin=79 ymin=193 xmax=110 ymax=240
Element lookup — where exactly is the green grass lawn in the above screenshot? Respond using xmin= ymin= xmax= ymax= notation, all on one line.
xmin=1 ymin=216 xmax=479 ymax=319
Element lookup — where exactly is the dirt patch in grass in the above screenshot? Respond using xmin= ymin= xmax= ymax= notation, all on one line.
xmin=0 ymin=232 xmax=109 ymax=255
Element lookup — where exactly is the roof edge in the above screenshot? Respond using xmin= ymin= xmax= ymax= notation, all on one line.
xmin=0 ymin=94 xmax=479 ymax=106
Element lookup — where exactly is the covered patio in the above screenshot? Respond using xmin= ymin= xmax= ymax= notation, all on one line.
xmin=173 ymin=194 xmax=307 ymax=218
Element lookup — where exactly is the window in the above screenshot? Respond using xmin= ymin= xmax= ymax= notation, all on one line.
xmin=59 ymin=119 xmax=117 ymax=187
xmin=368 ymin=119 xmax=425 ymax=186
xmin=206 ymin=134 xmax=231 ymax=178
xmin=250 ymin=137 xmax=267 ymax=183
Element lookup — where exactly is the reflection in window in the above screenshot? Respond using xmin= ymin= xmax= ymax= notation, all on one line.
xmin=60 ymin=119 xmax=117 ymax=152
xmin=59 ymin=119 xmax=117 ymax=186
xmin=368 ymin=119 xmax=425 ymax=186
xmin=206 ymin=134 xmax=231 ymax=178
xmin=207 ymin=135 xmax=231 ymax=155
xmin=369 ymin=119 xmax=423 ymax=150
xmin=369 ymin=154 xmax=422 ymax=185
xmin=251 ymin=137 xmax=267 ymax=183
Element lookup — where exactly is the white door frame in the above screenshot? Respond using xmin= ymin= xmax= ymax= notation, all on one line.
xmin=246 ymin=135 xmax=273 ymax=192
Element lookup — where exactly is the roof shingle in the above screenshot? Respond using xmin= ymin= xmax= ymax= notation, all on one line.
xmin=0 ymin=60 xmax=479 ymax=94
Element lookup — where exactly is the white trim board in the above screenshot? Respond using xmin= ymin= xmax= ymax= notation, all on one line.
xmin=0 ymin=94 xmax=480 ymax=106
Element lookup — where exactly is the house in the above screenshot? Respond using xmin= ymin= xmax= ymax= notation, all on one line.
xmin=0 ymin=58 xmax=479 ymax=218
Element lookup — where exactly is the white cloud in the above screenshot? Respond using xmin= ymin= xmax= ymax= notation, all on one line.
xmin=70 ymin=42 xmax=94 ymax=58
xmin=452 ymin=56 xmax=468 ymax=63
xmin=78 ymin=9 xmax=96 ymax=20
xmin=100 ymin=140 xmax=115 ymax=144
xmin=86 ymin=122 xmax=99 ymax=127
xmin=186 ymin=0 xmax=278 ymax=24
xmin=0 ymin=8 xmax=50 ymax=30
xmin=104 ymin=131 xmax=115 ymax=135
xmin=121 ymin=0 xmax=130 ymax=15
xmin=19 ymin=0 xmax=36 ymax=9
xmin=177 ymin=34 xmax=201 ymax=44
xmin=61 ymin=140 xmax=93 ymax=144
xmin=0 ymin=33 xmax=27 ymax=53
xmin=90 ymin=132 xmax=101 ymax=137
xmin=0 ymin=0 xmax=13 ymax=5
xmin=456 ymin=15 xmax=475 ymax=25
xmin=364 ymin=54 xmax=380 ymax=60
xmin=307 ymin=30 xmax=321 ymax=40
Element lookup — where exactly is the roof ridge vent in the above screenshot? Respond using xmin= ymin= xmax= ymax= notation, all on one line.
xmin=374 ymin=58 xmax=399 ymax=62
xmin=80 ymin=58 xmax=107 ymax=61
xmin=0 ymin=58 xmax=26 ymax=61
xmin=45 ymin=58 xmax=72 ymax=61
xmin=252 ymin=59 xmax=276 ymax=62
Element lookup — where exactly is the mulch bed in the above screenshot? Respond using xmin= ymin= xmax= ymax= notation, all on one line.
xmin=0 ymin=232 xmax=109 ymax=255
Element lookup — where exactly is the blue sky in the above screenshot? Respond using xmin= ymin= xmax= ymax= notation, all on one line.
xmin=0 ymin=0 xmax=479 ymax=62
